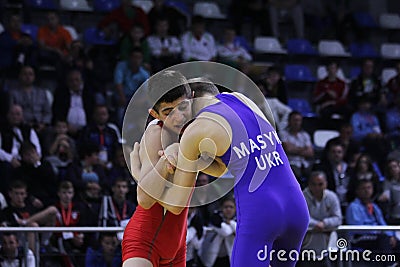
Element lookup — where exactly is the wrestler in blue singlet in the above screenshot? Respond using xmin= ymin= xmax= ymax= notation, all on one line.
xmin=198 ymin=93 xmax=309 ymax=267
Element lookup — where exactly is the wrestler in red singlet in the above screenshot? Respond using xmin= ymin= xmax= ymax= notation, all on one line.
xmin=122 ymin=121 xmax=189 ymax=267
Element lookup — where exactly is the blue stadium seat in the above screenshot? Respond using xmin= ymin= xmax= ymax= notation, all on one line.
xmin=288 ymin=98 xmax=317 ymax=118
xmin=26 ymin=0 xmax=58 ymax=9
xmin=93 ymin=0 xmax=120 ymax=12
xmin=353 ymin=12 xmax=377 ymax=28
xmin=84 ymin=27 xmax=117 ymax=45
xmin=234 ymin=35 xmax=252 ymax=52
xmin=350 ymin=67 xmax=361 ymax=80
xmin=21 ymin=24 xmax=39 ymax=41
xmin=349 ymin=42 xmax=379 ymax=58
xmin=284 ymin=64 xmax=316 ymax=82
xmin=287 ymin=38 xmax=318 ymax=55
xmin=164 ymin=0 xmax=191 ymax=17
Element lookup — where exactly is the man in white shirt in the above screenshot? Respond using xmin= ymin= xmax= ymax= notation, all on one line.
xmin=181 ymin=16 xmax=217 ymax=61
xmin=147 ymin=17 xmax=182 ymax=71
xmin=0 ymin=233 xmax=35 ymax=267
xmin=217 ymin=27 xmax=252 ymax=66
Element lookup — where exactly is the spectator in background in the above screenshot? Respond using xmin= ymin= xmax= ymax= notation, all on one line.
xmin=9 ymin=65 xmax=52 ymax=132
xmin=313 ymin=61 xmax=350 ymax=121
xmin=378 ymin=159 xmax=400 ymax=225
xmin=0 ymin=180 xmax=58 ymax=252
xmin=326 ymin=123 xmax=360 ymax=168
xmin=37 ymin=11 xmax=72 ymax=65
xmin=260 ymin=66 xmax=288 ymax=104
xmin=313 ymin=140 xmax=351 ymax=212
xmin=52 ymin=69 xmax=95 ymax=136
xmin=45 ymin=134 xmax=75 ymax=181
xmin=98 ymin=0 xmax=149 ymax=38
xmin=107 ymin=146 xmax=133 ymax=189
xmin=299 ymin=171 xmax=342 ymax=265
xmin=147 ymin=17 xmax=182 ymax=72
xmin=14 ymin=141 xmax=58 ymax=206
xmin=349 ymin=58 xmax=386 ymax=109
xmin=280 ymin=111 xmax=314 ymax=188
xmin=119 ymin=24 xmax=151 ymax=68
xmin=217 ymin=27 xmax=252 ymax=68
xmin=350 ymin=97 xmax=389 ymax=168
xmin=43 ymin=119 xmax=75 ymax=158
xmin=181 ymin=16 xmax=217 ymax=61
xmin=66 ymin=142 xmax=107 ymax=195
xmin=0 ymin=105 xmax=41 ymax=193
xmin=186 ymin=207 xmax=204 ymax=267
xmin=386 ymin=61 xmax=400 ymax=104
xmin=79 ymin=105 xmax=121 ymax=169
xmin=199 ymin=197 xmax=236 ymax=267
xmin=114 ymin=48 xmax=150 ymax=125
xmin=66 ymin=40 xmax=94 ymax=86
xmin=53 ymin=181 xmax=85 ymax=267
xmin=148 ymin=0 xmax=187 ymax=36
xmin=0 ymin=233 xmax=36 ymax=267
xmin=85 ymin=233 xmax=121 ymax=267
xmin=386 ymin=94 xmax=400 ymax=150
xmin=0 ymin=14 xmax=38 ymax=75
xmin=346 ymin=180 xmax=397 ymax=254
xmin=269 ymin=0 xmax=304 ymax=39
xmin=346 ymin=154 xmax=381 ymax=203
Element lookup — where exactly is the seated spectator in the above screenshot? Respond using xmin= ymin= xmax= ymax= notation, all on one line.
xmin=378 ymin=159 xmax=400 ymax=225
xmin=52 ymin=69 xmax=95 ymax=136
xmin=9 ymin=65 xmax=52 ymax=132
xmin=114 ymin=48 xmax=150 ymax=125
xmin=313 ymin=140 xmax=351 ymax=211
xmin=66 ymin=40 xmax=94 ymax=86
xmin=346 ymin=180 xmax=397 ymax=253
xmin=119 ymin=24 xmax=151 ymax=68
xmin=385 ymin=61 xmax=400 ymax=106
xmin=148 ymin=0 xmax=187 ymax=36
xmin=99 ymin=178 xmax=135 ymax=229
xmin=98 ymin=0 xmax=149 ymax=38
xmin=299 ymin=171 xmax=342 ymax=265
xmin=0 ymin=180 xmax=58 ymax=251
xmin=349 ymin=58 xmax=386 ymax=109
xmin=186 ymin=207 xmax=204 ymax=267
xmin=14 ymin=142 xmax=58 ymax=206
xmin=0 ymin=105 xmax=41 ymax=193
xmin=107 ymin=146 xmax=133 ymax=189
xmin=42 ymin=119 xmax=75 ymax=157
xmin=53 ymin=181 xmax=85 ymax=267
xmin=0 ymin=14 xmax=38 ymax=75
xmin=37 ymin=11 xmax=72 ymax=65
xmin=350 ymin=97 xmax=390 ymax=168
xmin=346 ymin=154 xmax=381 ymax=203
xmin=181 ymin=16 xmax=217 ymax=61
xmin=326 ymin=123 xmax=360 ymax=168
xmin=259 ymin=66 xmax=288 ymax=104
xmin=0 ymin=233 xmax=35 ymax=267
xmin=85 ymin=233 xmax=121 ymax=267
xmin=217 ymin=27 xmax=252 ymax=68
xmin=199 ymin=197 xmax=236 ymax=267
xmin=280 ymin=111 xmax=314 ymax=188
xmin=147 ymin=17 xmax=182 ymax=72
xmin=313 ymin=61 xmax=350 ymax=121
xmin=45 ymin=136 xmax=74 ymax=183
xmin=269 ymin=0 xmax=304 ymax=39
xmin=79 ymin=105 xmax=121 ymax=169
xmin=386 ymin=94 xmax=400 ymax=150
xmin=66 ymin=142 xmax=107 ymax=195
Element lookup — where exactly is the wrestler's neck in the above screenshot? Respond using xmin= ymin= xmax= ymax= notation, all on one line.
xmin=195 ymin=94 xmax=219 ymax=113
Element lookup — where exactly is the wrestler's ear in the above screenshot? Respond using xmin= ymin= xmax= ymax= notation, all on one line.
xmin=149 ymin=108 xmax=160 ymax=120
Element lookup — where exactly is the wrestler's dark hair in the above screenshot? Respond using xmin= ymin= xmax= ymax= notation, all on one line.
xmin=148 ymin=70 xmax=191 ymax=112
xmin=188 ymin=77 xmax=219 ymax=98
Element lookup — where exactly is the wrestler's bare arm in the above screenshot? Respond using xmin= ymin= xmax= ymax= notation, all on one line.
xmin=135 ymin=125 xmax=170 ymax=209
xmin=159 ymin=113 xmax=231 ymax=215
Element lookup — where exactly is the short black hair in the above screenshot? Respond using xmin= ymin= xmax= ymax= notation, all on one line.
xmin=147 ymin=70 xmax=191 ymax=112
xmin=9 ymin=180 xmax=27 ymax=191
xmin=288 ymin=111 xmax=302 ymax=120
xmin=79 ymin=142 xmax=100 ymax=159
xmin=191 ymin=15 xmax=205 ymax=25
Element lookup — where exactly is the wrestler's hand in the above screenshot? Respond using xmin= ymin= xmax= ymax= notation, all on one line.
xmin=158 ymin=143 xmax=179 ymax=175
xmin=130 ymin=142 xmax=141 ymax=180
